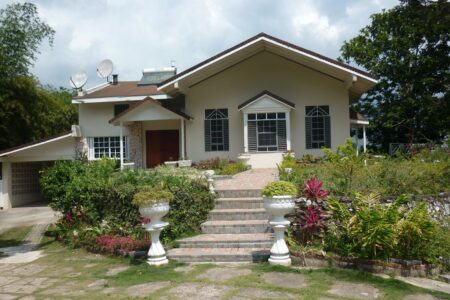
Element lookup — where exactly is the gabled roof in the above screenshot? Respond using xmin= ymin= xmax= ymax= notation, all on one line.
xmin=238 ymin=90 xmax=295 ymax=110
xmin=158 ymin=33 xmax=377 ymax=99
xmin=109 ymin=96 xmax=192 ymax=125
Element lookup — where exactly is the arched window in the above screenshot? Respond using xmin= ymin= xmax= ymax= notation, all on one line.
xmin=204 ymin=109 xmax=229 ymax=151
xmin=305 ymin=106 xmax=331 ymax=149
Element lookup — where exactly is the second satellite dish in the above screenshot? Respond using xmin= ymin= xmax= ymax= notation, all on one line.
xmin=97 ymin=59 xmax=114 ymax=79
xmin=70 ymin=71 xmax=88 ymax=89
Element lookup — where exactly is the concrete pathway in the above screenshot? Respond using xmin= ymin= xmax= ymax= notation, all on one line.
xmin=0 ymin=224 xmax=48 ymax=263
xmin=0 ymin=203 xmax=58 ymax=232
xmin=215 ymin=168 xmax=277 ymax=190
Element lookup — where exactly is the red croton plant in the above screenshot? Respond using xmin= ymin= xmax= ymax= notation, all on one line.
xmin=298 ymin=177 xmax=329 ymax=244
xmin=303 ymin=177 xmax=329 ymax=200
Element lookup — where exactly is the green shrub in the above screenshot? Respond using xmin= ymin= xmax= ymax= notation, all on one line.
xmin=280 ymin=152 xmax=297 ymax=169
xmin=325 ymin=193 xmax=447 ymax=262
xmin=132 ymin=186 xmax=174 ymax=206
xmin=40 ymin=158 xmax=116 ymax=222
xmin=41 ymin=160 xmax=215 ymax=250
xmin=195 ymin=157 xmax=248 ymax=175
xmin=262 ymin=181 xmax=298 ymax=197
xmin=160 ymin=176 xmax=216 ymax=243
xmin=220 ymin=162 xmax=248 ymax=175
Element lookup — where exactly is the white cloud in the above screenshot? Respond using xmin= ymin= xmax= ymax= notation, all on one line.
xmin=0 ymin=0 xmax=398 ymax=88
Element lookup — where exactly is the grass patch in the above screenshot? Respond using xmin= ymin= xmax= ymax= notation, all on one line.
xmin=0 ymin=226 xmax=32 ymax=248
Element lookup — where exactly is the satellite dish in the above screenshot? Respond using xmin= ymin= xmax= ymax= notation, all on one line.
xmin=97 ymin=59 xmax=113 ymax=79
xmin=70 ymin=71 xmax=88 ymax=89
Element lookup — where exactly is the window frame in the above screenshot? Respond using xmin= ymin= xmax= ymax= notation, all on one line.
xmin=205 ymin=108 xmax=229 ymax=152
xmin=247 ymin=112 xmax=286 ymax=152
xmin=88 ymin=136 xmax=129 ymax=160
xmin=305 ymin=105 xmax=331 ymax=149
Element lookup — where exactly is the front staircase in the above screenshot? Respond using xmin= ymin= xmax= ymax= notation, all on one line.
xmin=167 ymin=188 xmax=272 ymax=262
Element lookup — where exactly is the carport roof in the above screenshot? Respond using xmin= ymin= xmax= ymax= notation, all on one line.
xmin=0 ymin=131 xmax=73 ymax=157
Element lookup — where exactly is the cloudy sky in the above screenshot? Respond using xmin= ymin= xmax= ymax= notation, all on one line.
xmin=1 ymin=0 xmax=398 ymax=89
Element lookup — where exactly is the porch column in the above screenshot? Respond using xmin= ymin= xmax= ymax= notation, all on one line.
xmin=180 ymin=119 xmax=185 ymax=158
xmin=243 ymin=113 xmax=248 ymax=153
xmin=363 ymin=125 xmax=367 ymax=153
xmin=119 ymin=121 xmax=124 ymax=170
xmin=286 ymin=111 xmax=291 ymax=151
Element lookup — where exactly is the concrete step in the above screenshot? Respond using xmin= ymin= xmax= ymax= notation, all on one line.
xmin=216 ymin=189 xmax=262 ymax=198
xmin=208 ymin=208 xmax=269 ymax=221
xmin=177 ymin=233 xmax=273 ymax=248
xmin=215 ymin=197 xmax=264 ymax=209
xmin=201 ymin=220 xmax=270 ymax=234
xmin=167 ymin=247 xmax=270 ymax=262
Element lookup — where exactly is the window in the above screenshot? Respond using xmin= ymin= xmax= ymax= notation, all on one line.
xmin=88 ymin=136 xmax=129 ymax=160
xmin=305 ymin=106 xmax=331 ymax=149
xmin=247 ymin=112 xmax=287 ymax=152
xmin=205 ymin=109 xmax=229 ymax=151
xmin=114 ymin=104 xmax=129 ymax=116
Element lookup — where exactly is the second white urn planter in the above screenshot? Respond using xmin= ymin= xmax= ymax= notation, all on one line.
xmin=139 ymin=202 xmax=170 ymax=266
xmin=263 ymin=195 xmax=296 ymax=266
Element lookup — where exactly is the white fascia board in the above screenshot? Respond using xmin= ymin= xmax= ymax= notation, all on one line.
xmin=72 ymin=94 xmax=171 ymax=104
xmin=350 ymin=119 xmax=370 ymax=125
xmin=0 ymin=133 xmax=73 ymax=157
xmin=158 ymin=36 xmax=377 ymax=91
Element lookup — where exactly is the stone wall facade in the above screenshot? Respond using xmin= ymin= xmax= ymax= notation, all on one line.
xmin=127 ymin=122 xmax=143 ymax=169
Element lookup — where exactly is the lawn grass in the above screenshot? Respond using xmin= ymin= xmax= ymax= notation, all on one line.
xmin=0 ymin=226 xmax=32 ymax=248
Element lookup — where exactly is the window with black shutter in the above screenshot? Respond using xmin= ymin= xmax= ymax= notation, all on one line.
xmin=305 ymin=106 xmax=331 ymax=149
xmin=205 ymin=109 xmax=229 ymax=151
xmin=114 ymin=104 xmax=130 ymax=116
xmin=247 ymin=112 xmax=287 ymax=152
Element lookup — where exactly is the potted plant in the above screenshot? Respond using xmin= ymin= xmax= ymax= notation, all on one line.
xmin=178 ymin=156 xmax=192 ymax=167
xmin=133 ymin=185 xmax=174 ymax=266
xmin=261 ymin=180 xmax=298 ymax=266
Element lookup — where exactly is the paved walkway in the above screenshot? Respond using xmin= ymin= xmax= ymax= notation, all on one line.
xmin=0 ymin=224 xmax=48 ymax=264
xmin=215 ymin=168 xmax=277 ymax=190
xmin=0 ymin=203 xmax=58 ymax=232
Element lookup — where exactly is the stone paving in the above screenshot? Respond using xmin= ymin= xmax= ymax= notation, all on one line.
xmin=0 ymin=246 xmax=449 ymax=299
xmin=214 ymin=168 xmax=277 ymax=190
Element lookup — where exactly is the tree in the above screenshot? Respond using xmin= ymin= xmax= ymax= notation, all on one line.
xmin=340 ymin=0 xmax=450 ymax=151
xmin=0 ymin=2 xmax=76 ymax=150
xmin=0 ymin=77 xmax=77 ymax=149
xmin=0 ymin=2 xmax=54 ymax=83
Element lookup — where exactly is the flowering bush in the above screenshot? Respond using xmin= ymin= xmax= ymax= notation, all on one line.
xmin=94 ymin=235 xmax=150 ymax=255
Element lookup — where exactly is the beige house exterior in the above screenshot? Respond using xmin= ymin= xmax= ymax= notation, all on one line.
xmin=0 ymin=33 xmax=374 ymax=209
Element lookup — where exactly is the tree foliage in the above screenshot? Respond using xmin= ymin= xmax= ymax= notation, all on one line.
xmin=340 ymin=0 xmax=450 ymax=150
xmin=0 ymin=2 xmax=54 ymax=82
xmin=0 ymin=2 xmax=76 ymax=150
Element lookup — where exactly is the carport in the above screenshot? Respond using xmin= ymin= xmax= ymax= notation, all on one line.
xmin=0 ymin=128 xmax=79 ymax=210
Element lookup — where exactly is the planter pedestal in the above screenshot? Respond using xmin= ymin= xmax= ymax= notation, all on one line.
xmin=268 ymin=220 xmax=291 ymax=266
xmin=144 ymin=222 xmax=169 ymax=266
xmin=263 ymin=196 xmax=295 ymax=266
xmin=139 ymin=202 xmax=170 ymax=266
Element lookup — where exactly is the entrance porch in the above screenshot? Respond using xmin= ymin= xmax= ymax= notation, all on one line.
xmin=109 ymin=97 xmax=192 ymax=169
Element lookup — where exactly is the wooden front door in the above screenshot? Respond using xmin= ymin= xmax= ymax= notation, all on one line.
xmin=146 ymin=130 xmax=179 ymax=168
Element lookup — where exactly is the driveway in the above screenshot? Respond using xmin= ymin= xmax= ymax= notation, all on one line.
xmin=0 ymin=203 xmax=59 ymax=232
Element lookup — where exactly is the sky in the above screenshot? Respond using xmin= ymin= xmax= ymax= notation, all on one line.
xmin=1 ymin=0 xmax=398 ymax=89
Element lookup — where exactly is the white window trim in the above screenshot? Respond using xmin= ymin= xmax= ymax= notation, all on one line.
xmin=244 ymin=111 xmax=291 ymax=153
xmin=88 ymin=136 xmax=129 ymax=160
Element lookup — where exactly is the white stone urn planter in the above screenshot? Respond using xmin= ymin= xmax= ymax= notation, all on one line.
xmin=139 ymin=202 xmax=170 ymax=266
xmin=263 ymin=195 xmax=296 ymax=266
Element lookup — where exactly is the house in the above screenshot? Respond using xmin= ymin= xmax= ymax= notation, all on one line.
xmin=0 ymin=33 xmax=375 ymax=209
